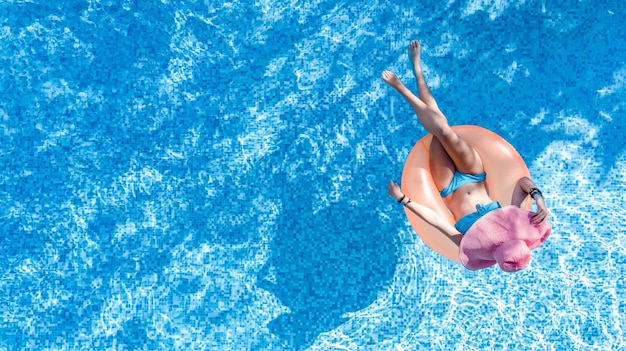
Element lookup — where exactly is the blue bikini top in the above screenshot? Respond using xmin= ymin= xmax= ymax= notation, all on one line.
xmin=454 ymin=201 xmax=501 ymax=234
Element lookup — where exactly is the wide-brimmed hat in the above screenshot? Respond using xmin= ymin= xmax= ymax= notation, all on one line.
xmin=459 ymin=205 xmax=551 ymax=272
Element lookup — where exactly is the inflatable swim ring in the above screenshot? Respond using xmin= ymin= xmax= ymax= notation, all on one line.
xmin=401 ymin=125 xmax=532 ymax=262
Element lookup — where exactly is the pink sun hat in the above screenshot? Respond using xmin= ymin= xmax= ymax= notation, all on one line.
xmin=458 ymin=205 xmax=551 ymax=272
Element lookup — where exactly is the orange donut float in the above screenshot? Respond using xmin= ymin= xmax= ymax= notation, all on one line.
xmin=401 ymin=125 xmax=532 ymax=262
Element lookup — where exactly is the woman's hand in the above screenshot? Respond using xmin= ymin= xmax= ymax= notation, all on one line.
xmin=531 ymin=196 xmax=549 ymax=223
xmin=387 ymin=179 xmax=463 ymax=246
xmin=387 ymin=180 xmax=404 ymax=202
xmin=514 ymin=177 xmax=549 ymax=224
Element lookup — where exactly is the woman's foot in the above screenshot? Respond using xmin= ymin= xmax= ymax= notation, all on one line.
xmin=381 ymin=71 xmax=405 ymax=91
xmin=408 ymin=40 xmax=423 ymax=77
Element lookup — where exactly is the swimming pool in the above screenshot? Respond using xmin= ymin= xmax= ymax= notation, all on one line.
xmin=1 ymin=0 xmax=624 ymax=350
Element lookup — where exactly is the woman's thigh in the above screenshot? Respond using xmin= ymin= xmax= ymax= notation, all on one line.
xmin=437 ymin=128 xmax=484 ymax=175
xmin=429 ymin=136 xmax=455 ymax=192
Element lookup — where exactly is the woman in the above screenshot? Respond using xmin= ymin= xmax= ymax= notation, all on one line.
xmin=384 ymin=41 xmax=550 ymax=270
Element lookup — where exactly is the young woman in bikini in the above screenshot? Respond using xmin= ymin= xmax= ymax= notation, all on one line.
xmin=384 ymin=40 xmax=549 ymax=247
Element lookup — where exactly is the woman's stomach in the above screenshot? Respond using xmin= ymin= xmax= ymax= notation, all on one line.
xmin=443 ymin=182 xmax=494 ymax=220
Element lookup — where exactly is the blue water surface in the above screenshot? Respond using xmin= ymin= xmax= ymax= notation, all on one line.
xmin=1 ymin=0 xmax=625 ymax=350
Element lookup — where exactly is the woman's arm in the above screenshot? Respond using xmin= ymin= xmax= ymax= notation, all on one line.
xmin=387 ymin=180 xmax=463 ymax=246
xmin=513 ymin=177 xmax=549 ymax=223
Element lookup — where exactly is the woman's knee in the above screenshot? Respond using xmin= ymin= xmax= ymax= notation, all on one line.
xmin=434 ymin=124 xmax=456 ymax=143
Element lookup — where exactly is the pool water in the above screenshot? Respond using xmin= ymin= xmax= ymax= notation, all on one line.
xmin=1 ymin=0 xmax=625 ymax=350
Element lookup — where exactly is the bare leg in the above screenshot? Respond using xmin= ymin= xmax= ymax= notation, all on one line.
xmin=409 ymin=40 xmax=440 ymax=112
xmin=428 ymin=136 xmax=455 ymax=192
xmin=381 ymin=70 xmax=484 ymax=174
